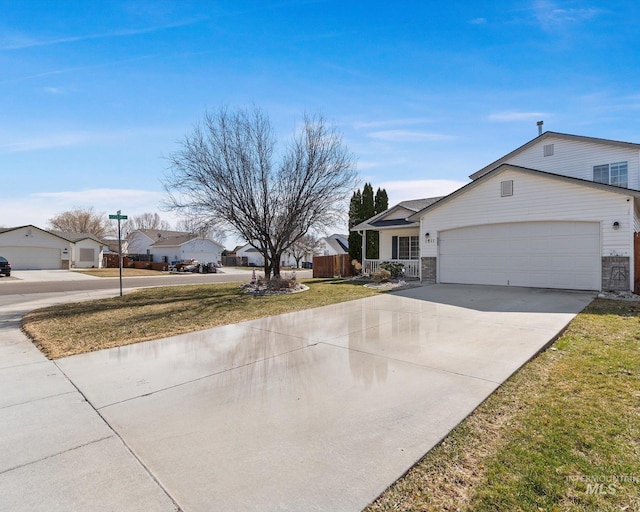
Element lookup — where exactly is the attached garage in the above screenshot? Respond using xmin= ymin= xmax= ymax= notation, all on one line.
xmin=0 ymin=246 xmax=62 ymax=270
xmin=439 ymin=221 xmax=600 ymax=290
xmin=411 ymin=165 xmax=640 ymax=292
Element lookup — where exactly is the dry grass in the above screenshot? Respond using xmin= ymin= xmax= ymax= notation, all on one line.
xmin=74 ymin=268 xmax=165 ymax=277
xmin=22 ymin=278 xmax=379 ymax=359
xmin=365 ymin=298 xmax=640 ymax=511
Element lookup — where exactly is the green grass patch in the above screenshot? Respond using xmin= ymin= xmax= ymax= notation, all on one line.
xmin=22 ymin=278 xmax=379 ymax=359
xmin=366 ymin=299 xmax=640 ymax=511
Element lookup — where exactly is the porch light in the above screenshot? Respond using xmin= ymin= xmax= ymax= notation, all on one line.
xmin=612 ymin=221 xmax=620 ymax=230
xmin=424 ymin=232 xmax=430 ymax=239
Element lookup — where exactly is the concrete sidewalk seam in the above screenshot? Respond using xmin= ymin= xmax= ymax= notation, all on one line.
xmin=317 ymin=341 xmax=504 ymax=385
xmin=0 ymin=435 xmax=114 ymax=476
xmin=0 ymin=390 xmax=76 ymax=410
xmin=52 ymin=361 xmax=184 ymax=511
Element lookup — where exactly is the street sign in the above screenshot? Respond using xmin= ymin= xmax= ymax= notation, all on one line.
xmin=110 ymin=211 xmax=127 ymax=296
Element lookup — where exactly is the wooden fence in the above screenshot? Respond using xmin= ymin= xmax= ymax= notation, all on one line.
xmin=312 ymin=254 xmax=355 ymax=278
xmin=635 ymin=232 xmax=639 ymax=294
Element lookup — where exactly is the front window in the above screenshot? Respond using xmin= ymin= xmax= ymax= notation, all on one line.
xmin=593 ymin=161 xmax=628 ymax=188
xmin=399 ymin=236 xmax=419 ymax=259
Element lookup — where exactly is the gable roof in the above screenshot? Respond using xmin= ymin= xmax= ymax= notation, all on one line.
xmin=470 ymin=131 xmax=640 ymax=181
xmin=351 ymin=196 xmax=444 ymax=231
xmin=408 ymin=163 xmax=640 ymax=221
xmin=322 ymin=234 xmax=349 ymax=254
xmin=134 ymin=229 xmax=190 ymax=241
xmin=48 ymin=230 xmax=103 ymax=244
xmin=151 ymin=234 xmax=197 ymax=247
xmin=0 ymin=225 xmax=81 ymax=243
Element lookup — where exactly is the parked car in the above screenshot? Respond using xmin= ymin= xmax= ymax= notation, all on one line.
xmin=0 ymin=256 xmax=11 ymax=277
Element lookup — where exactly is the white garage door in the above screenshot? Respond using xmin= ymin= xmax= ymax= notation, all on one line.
xmin=439 ymin=221 xmax=600 ymax=290
xmin=0 ymin=246 xmax=61 ymax=270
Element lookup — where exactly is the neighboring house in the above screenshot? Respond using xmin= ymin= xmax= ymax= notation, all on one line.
xmin=319 ymin=233 xmax=349 ymax=256
xmin=151 ymin=235 xmax=224 ymax=264
xmin=353 ymin=131 xmax=640 ymax=292
xmin=125 ymin=229 xmax=224 ymax=264
xmin=124 ymin=229 xmax=188 ymax=256
xmin=0 ymin=225 xmax=104 ymax=269
xmin=49 ymin=231 xmax=104 ymax=268
xmin=236 ymin=243 xmax=265 ymax=267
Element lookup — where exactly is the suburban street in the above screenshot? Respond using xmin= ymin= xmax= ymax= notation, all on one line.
xmin=0 ymin=268 xmax=313 ymax=296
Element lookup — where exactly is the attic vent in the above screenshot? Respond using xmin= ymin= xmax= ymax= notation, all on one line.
xmin=501 ymin=180 xmax=513 ymax=197
xmin=543 ymin=144 xmax=554 ymax=157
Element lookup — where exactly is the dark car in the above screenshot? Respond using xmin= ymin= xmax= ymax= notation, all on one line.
xmin=0 ymin=256 xmax=11 ymax=277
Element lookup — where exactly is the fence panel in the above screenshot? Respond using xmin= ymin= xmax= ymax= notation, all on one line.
xmin=312 ymin=254 xmax=354 ymax=278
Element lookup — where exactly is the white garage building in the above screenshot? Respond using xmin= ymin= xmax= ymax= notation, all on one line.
xmin=0 ymin=225 xmax=104 ymax=270
xmin=354 ymin=131 xmax=640 ymax=293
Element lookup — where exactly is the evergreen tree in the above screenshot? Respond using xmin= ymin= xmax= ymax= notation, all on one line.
xmin=348 ymin=190 xmax=363 ymax=262
xmin=374 ymin=188 xmax=388 ymax=214
xmin=361 ymin=183 xmax=376 ymax=259
xmin=347 ymin=183 xmax=389 ymax=262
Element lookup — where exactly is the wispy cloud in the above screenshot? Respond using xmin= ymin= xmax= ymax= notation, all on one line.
xmin=353 ymin=117 xmax=432 ymax=129
xmin=532 ymin=1 xmax=601 ymax=30
xmin=368 ymin=130 xmax=455 ymax=142
xmin=1 ymin=54 xmax=156 ymax=84
xmin=469 ymin=17 xmax=487 ymax=25
xmin=377 ymin=179 xmax=468 ymax=204
xmin=3 ymin=189 xmax=176 ymax=229
xmin=41 ymin=86 xmax=65 ymax=95
xmin=0 ymin=125 xmax=174 ymax=152
xmin=0 ymin=19 xmax=202 ymax=51
xmin=488 ymin=111 xmax=548 ymax=122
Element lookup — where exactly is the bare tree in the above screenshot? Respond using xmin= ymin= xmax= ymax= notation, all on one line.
xmin=175 ymin=215 xmax=224 ymax=241
xmin=120 ymin=212 xmax=172 ymax=237
xmin=287 ymin=234 xmax=321 ymax=268
xmin=164 ymin=106 xmax=357 ymax=278
xmin=48 ymin=207 xmax=108 ymax=238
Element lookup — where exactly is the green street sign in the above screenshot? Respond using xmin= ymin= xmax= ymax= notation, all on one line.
xmin=109 ymin=214 xmax=128 ymax=220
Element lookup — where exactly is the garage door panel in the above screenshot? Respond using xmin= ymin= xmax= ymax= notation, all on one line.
xmin=0 ymin=247 xmax=61 ymax=270
xmin=439 ymin=222 xmax=600 ymax=291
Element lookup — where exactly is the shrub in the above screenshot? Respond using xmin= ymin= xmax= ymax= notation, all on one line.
xmin=372 ymin=268 xmax=391 ymax=282
xmin=380 ymin=261 xmax=404 ymax=279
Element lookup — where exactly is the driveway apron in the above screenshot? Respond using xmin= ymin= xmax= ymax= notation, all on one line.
xmin=55 ymin=284 xmax=594 ymax=512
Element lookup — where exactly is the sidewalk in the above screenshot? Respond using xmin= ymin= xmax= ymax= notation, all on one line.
xmin=0 ymin=291 xmax=177 ymax=512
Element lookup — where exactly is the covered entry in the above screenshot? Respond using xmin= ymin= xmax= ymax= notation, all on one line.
xmin=438 ymin=221 xmax=600 ymax=290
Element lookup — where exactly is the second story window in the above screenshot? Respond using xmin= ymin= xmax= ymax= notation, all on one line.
xmin=593 ymin=161 xmax=628 ymax=188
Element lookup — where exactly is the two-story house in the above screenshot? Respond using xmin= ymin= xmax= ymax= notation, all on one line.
xmin=352 ymin=131 xmax=640 ymax=292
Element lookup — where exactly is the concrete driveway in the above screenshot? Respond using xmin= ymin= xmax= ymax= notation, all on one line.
xmin=50 ymin=284 xmax=593 ymax=512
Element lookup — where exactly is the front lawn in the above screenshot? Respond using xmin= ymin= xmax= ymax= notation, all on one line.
xmin=22 ymin=278 xmax=379 ymax=359
xmin=366 ymin=298 xmax=640 ymax=511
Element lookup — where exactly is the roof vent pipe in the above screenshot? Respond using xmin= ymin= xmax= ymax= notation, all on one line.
xmin=537 ymin=120 xmax=544 ymax=136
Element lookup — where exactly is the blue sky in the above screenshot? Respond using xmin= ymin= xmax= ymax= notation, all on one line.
xmin=2 ymin=1 xmax=639 ymax=245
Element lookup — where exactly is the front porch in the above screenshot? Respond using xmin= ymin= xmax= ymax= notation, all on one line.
xmin=363 ymin=259 xmax=420 ymax=279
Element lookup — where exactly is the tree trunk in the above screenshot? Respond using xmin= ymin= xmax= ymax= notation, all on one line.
xmin=271 ymin=253 xmax=281 ymax=278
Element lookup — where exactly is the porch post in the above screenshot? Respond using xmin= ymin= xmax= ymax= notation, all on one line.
xmin=361 ymin=229 xmax=367 ymax=262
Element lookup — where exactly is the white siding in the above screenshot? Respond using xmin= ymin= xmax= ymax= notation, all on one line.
xmin=0 ymin=227 xmax=70 ymax=269
xmin=125 ymin=231 xmax=154 ymax=254
xmin=505 ymin=137 xmax=640 ymax=190
xmin=152 ymin=239 xmax=223 ymax=264
xmin=72 ymin=239 xmax=104 ymax=268
xmin=379 ymin=228 xmax=420 ymax=260
xmin=420 ymin=168 xmax=634 ymax=259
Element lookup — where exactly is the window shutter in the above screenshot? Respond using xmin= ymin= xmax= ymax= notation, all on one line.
xmin=392 ymin=236 xmax=398 ymax=259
